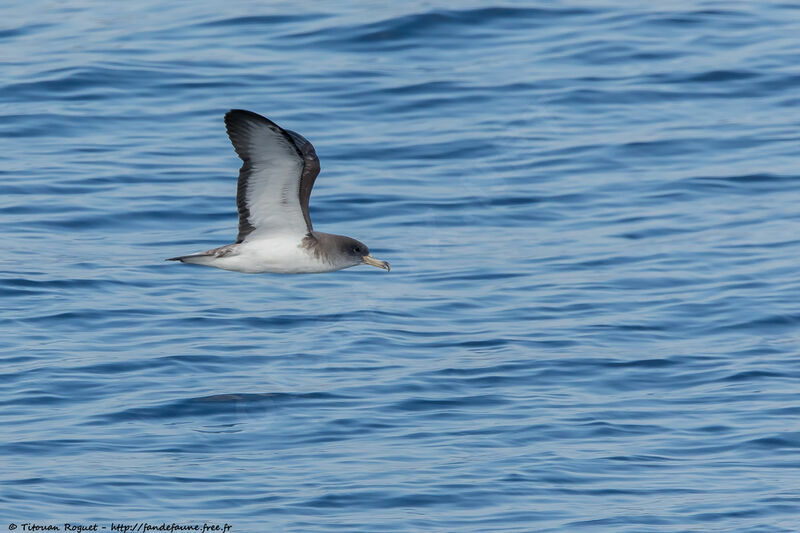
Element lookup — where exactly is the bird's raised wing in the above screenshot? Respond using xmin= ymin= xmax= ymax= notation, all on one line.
xmin=224 ymin=109 xmax=320 ymax=242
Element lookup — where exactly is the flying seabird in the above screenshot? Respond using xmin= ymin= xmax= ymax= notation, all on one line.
xmin=167 ymin=109 xmax=390 ymax=274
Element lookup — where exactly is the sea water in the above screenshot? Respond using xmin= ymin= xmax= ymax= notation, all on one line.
xmin=2 ymin=1 xmax=800 ymax=531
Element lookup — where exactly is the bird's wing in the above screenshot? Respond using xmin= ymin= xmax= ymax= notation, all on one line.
xmin=224 ymin=109 xmax=320 ymax=242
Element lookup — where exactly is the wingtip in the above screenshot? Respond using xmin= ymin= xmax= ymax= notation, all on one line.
xmin=225 ymin=109 xmax=268 ymax=124
xmin=224 ymin=109 xmax=286 ymax=133
xmin=224 ymin=109 xmax=274 ymax=145
xmin=224 ymin=109 xmax=246 ymax=129
xmin=224 ymin=108 xmax=247 ymax=120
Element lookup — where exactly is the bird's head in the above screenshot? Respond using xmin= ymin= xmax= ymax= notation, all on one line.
xmin=340 ymin=237 xmax=390 ymax=272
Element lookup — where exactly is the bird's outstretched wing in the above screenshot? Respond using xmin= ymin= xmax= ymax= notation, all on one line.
xmin=224 ymin=109 xmax=320 ymax=242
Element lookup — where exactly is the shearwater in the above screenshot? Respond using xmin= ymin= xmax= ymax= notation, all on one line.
xmin=168 ymin=110 xmax=390 ymax=274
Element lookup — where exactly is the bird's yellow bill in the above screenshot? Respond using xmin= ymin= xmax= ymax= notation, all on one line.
xmin=363 ymin=255 xmax=390 ymax=271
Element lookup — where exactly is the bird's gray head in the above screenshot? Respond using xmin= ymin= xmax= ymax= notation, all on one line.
xmin=339 ymin=236 xmax=390 ymax=271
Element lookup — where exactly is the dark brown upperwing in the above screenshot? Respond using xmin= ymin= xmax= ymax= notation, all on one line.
xmin=285 ymin=129 xmax=320 ymax=233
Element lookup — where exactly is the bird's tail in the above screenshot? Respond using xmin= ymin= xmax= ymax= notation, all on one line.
xmin=165 ymin=252 xmax=214 ymax=263
xmin=166 ymin=244 xmax=237 ymax=265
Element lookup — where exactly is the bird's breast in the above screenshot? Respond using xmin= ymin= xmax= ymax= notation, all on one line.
xmin=238 ymin=235 xmax=339 ymax=273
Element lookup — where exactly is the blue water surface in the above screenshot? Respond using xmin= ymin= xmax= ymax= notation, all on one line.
xmin=2 ymin=1 xmax=800 ymax=531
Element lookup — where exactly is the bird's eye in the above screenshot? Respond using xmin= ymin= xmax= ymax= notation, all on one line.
xmin=353 ymin=246 xmax=361 ymax=253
